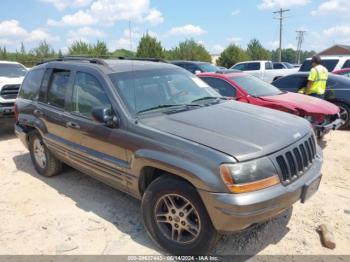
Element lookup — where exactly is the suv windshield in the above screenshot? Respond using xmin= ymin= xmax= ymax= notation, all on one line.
xmin=0 ymin=63 xmax=27 ymax=78
xmin=198 ymin=63 xmax=218 ymax=73
xmin=232 ymin=75 xmax=283 ymax=97
xmin=109 ymin=68 xmax=220 ymax=115
xmin=299 ymin=59 xmax=339 ymax=72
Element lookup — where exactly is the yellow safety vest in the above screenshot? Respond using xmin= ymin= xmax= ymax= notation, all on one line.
xmin=307 ymin=65 xmax=328 ymax=95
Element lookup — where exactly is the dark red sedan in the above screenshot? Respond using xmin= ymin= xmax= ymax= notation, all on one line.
xmin=198 ymin=71 xmax=343 ymax=137
xmin=333 ymin=68 xmax=350 ymax=78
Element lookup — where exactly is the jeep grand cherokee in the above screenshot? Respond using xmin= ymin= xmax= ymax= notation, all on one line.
xmin=15 ymin=57 xmax=323 ymax=254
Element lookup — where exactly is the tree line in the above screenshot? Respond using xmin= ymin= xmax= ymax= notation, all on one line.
xmin=0 ymin=35 xmax=315 ymax=68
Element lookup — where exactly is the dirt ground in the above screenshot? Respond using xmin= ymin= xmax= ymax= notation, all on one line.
xmin=0 ymin=122 xmax=349 ymax=256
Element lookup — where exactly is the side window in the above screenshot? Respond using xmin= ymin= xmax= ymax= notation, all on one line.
xmin=273 ymin=76 xmax=306 ymax=92
xmin=47 ymin=69 xmax=70 ymax=109
xmin=246 ymin=62 xmax=261 ymax=71
xmin=273 ymin=63 xmax=284 ymax=69
xmin=18 ymin=69 xmax=44 ymax=100
xmin=265 ymin=62 xmax=273 ymax=70
xmin=183 ymin=64 xmax=199 ymax=74
xmin=342 ymin=60 xmax=350 ymax=69
xmin=200 ymin=77 xmax=236 ymax=97
xmin=72 ymin=72 xmax=111 ymax=119
xmin=233 ymin=63 xmax=247 ymax=71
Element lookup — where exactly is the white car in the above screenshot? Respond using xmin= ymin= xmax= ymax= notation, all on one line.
xmin=0 ymin=61 xmax=27 ymax=121
xmin=230 ymin=60 xmax=298 ymax=83
xmin=299 ymin=55 xmax=350 ymax=72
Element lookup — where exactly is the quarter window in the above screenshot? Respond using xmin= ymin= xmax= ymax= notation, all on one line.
xmin=18 ymin=69 xmax=44 ymax=100
xmin=47 ymin=69 xmax=70 ymax=109
xmin=72 ymin=72 xmax=111 ymax=119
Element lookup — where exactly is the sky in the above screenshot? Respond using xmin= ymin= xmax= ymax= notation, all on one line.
xmin=0 ymin=0 xmax=350 ymax=54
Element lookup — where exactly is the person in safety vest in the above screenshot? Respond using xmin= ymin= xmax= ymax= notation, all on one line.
xmin=304 ymin=55 xmax=328 ymax=98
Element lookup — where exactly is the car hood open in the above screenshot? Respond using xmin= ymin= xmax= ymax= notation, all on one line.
xmin=260 ymin=92 xmax=339 ymax=115
xmin=141 ymin=101 xmax=312 ymax=161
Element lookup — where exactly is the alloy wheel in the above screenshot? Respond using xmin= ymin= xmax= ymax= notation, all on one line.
xmin=33 ymin=138 xmax=46 ymax=169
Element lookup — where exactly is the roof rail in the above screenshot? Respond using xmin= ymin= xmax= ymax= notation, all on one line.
xmin=36 ymin=56 xmax=108 ymax=66
xmin=117 ymin=57 xmax=168 ymax=63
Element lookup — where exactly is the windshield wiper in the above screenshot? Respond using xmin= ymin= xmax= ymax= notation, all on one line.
xmin=191 ymin=96 xmax=227 ymax=103
xmin=136 ymin=104 xmax=200 ymax=115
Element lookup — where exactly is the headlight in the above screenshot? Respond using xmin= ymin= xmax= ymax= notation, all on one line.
xmin=220 ymin=157 xmax=280 ymax=193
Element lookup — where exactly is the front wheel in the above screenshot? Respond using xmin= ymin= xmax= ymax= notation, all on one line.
xmin=334 ymin=102 xmax=350 ymax=129
xmin=141 ymin=176 xmax=218 ymax=255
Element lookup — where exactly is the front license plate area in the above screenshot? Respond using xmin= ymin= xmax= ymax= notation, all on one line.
xmin=301 ymin=176 xmax=321 ymax=203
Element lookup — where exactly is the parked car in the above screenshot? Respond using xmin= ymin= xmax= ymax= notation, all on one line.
xmin=272 ymin=72 xmax=350 ymax=129
xmin=333 ymin=68 xmax=350 ymax=78
xmin=230 ymin=60 xmax=298 ymax=83
xmin=299 ymin=55 xmax=350 ymax=72
xmin=273 ymin=62 xmax=296 ymax=69
xmin=0 ymin=61 xmax=27 ymax=122
xmin=198 ymin=71 xmax=342 ymax=137
xmin=171 ymin=60 xmax=218 ymax=74
xmin=15 ymin=57 xmax=322 ymax=254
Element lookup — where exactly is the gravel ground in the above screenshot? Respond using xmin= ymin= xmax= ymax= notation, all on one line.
xmin=0 ymin=122 xmax=349 ymax=255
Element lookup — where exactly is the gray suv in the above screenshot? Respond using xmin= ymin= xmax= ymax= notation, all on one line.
xmin=15 ymin=57 xmax=323 ymax=254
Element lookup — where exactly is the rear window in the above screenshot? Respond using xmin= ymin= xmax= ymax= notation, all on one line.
xmin=342 ymin=59 xmax=350 ymax=69
xmin=299 ymin=59 xmax=339 ymax=72
xmin=246 ymin=62 xmax=260 ymax=71
xmin=18 ymin=69 xmax=45 ymax=100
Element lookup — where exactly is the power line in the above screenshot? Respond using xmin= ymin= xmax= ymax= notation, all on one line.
xmin=273 ymin=8 xmax=290 ymax=62
xmin=296 ymin=30 xmax=306 ymax=64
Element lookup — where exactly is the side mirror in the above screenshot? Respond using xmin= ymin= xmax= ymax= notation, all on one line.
xmin=92 ymin=107 xmax=119 ymax=128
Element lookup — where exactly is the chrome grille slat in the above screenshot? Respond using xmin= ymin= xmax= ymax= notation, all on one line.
xmin=0 ymin=84 xmax=20 ymax=99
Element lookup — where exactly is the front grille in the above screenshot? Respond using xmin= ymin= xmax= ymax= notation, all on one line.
xmin=0 ymin=84 xmax=20 ymax=99
xmin=275 ymin=134 xmax=317 ymax=184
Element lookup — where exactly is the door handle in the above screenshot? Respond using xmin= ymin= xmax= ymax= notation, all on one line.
xmin=33 ymin=109 xmax=44 ymax=116
xmin=66 ymin=121 xmax=80 ymax=130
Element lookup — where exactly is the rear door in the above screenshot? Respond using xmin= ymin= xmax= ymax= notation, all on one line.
xmin=64 ymin=71 xmax=129 ymax=190
xmin=245 ymin=62 xmax=262 ymax=79
xmin=272 ymin=75 xmax=307 ymax=93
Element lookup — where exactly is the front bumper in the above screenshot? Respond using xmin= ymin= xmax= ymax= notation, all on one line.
xmin=198 ymin=148 xmax=323 ymax=233
xmin=0 ymin=104 xmax=14 ymax=118
xmin=314 ymin=118 xmax=344 ymax=135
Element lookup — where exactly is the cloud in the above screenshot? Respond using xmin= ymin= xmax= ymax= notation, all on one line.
xmin=47 ymin=10 xmax=96 ymax=26
xmin=323 ymin=25 xmax=350 ymax=36
xmin=311 ymin=0 xmax=350 ymax=15
xmin=231 ymin=9 xmax=240 ymax=16
xmin=48 ymin=0 xmax=164 ymax=27
xmin=258 ymin=0 xmax=309 ymax=9
xmin=267 ymin=40 xmax=279 ymax=49
xmin=165 ymin=24 xmax=206 ymax=37
xmin=40 ymin=0 xmax=92 ymax=11
xmin=212 ymin=44 xmax=225 ymax=53
xmin=109 ymin=28 xmax=146 ymax=51
xmin=66 ymin=26 xmax=105 ymax=45
xmin=227 ymin=37 xmax=243 ymax=44
xmin=0 ymin=20 xmax=59 ymax=47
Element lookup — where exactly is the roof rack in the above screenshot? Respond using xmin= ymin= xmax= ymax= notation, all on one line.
xmin=36 ymin=56 xmax=108 ymax=66
xmin=117 ymin=57 xmax=168 ymax=63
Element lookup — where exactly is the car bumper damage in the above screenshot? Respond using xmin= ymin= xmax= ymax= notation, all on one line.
xmin=314 ymin=118 xmax=344 ymax=135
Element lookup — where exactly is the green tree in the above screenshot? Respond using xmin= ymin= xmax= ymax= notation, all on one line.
xmin=90 ymin=41 xmax=109 ymax=58
xmin=165 ymin=39 xmax=211 ymax=62
xmin=20 ymin=42 xmax=26 ymax=55
xmin=217 ymin=44 xmax=249 ymax=68
xmin=112 ymin=48 xmax=135 ymax=58
xmin=68 ymin=41 xmax=91 ymax=56
xmin=33 ymin=41 xmax=55 ymax=59
xmin=247 ymin=39 xmax=270 ymax=60
xmin=136 ymin=33 xmax=164 ymax=58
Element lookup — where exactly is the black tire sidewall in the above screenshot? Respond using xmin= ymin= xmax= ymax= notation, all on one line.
xmin=142 ymin=176 xmax=217 ymax=255
xmin=335 ymin=102 xmax=350 ymax=129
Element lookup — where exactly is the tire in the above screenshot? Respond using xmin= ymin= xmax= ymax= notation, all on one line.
xmin=29 ymin=131 xmax=62 ymax=177
xmin=141 ymin=176 xmax=218 ymax=255
xmin=334 ymin=102 xmax=350 ymax=129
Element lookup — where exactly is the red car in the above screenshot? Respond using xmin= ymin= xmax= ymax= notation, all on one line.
xmin=333 ymin=68 xmax=350 ymax=78
xmin=198 ymin=71 xmax=343 ymax=138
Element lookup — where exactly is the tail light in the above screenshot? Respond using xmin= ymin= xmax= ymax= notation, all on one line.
xmin=14 ymin=102 xmax=19 ymax=122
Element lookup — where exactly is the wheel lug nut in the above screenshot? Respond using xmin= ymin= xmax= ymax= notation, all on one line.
xmin=169 ymin=216 xmax=172 ymax=221
xmin=179 ymin=212 xmax=184 ymax=217
xmin=175 ymin=224 xmax=179 ymax=228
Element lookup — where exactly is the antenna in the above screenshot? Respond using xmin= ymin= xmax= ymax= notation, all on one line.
xmin=273 ymin=8 xmax=290 ymax=62
xmin=128 ymin=20 xmax=133 ymax=51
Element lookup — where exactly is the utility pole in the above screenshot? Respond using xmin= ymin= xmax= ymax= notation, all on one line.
xmin=295 ymin=30 xmax=306 ymax=64
xmin=273 ymin=8 xmax=290 ymax=62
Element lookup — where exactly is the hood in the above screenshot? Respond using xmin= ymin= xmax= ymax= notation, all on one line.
xmin=0 ymin=76 xmax=24 ymax=86
xmin=260 ymin=92 xmax=339 ymax=115
xmin=140 ymin=101 xmax=312 ymax=161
